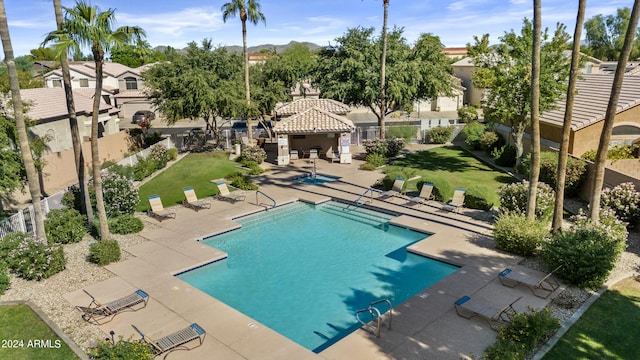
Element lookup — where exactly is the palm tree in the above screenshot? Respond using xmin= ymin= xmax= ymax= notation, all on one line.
xmin=222 ymin=0 xmax=266 ymax=143
xmin=378 ymin=0 xmax=389 ymax=139
xmin=552 ymin=0 xmax=586 ymax=233
xmin=526 ymin=0 xmax=542 ymax=220
xmin=0 ymin=0 xmax=47 ymax=241
xmin=588 ymin=0 xmax=640 ymax=222
xmin=51 ymin=0 xmax=93 ymax=223
xmin=45 ymin=0 xmax=145 ymax=238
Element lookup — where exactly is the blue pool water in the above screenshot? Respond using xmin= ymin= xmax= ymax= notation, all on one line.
xmin=296 ymin=174 xmax=338 ymax=184
xmin=178 ymin=202 xmax=458 ymax=352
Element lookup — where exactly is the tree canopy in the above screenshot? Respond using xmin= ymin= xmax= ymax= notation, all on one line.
xmin=110 ymin=40 xmax=166 ymax=67
xmin=584 ymin=7 xmax=640 ymax=61
xmin=312 ymin=27 xmax=455 ymax=124
xmin=468 ymin=19 xmax=572 ymax=162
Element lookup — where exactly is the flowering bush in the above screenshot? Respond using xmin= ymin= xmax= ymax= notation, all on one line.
xmin=462 ymin=121 xmax=486 ymax=149
xmin=498 ymin=181 xmax=555 ymax=220
xmin=385 ymin=138 xmax=406 ymax=157
xmin=240 ymin=146 xmax=267 ymax=164
xmin=363 ymin=138 xmax=405 ymax=158
xmin=8 ymin=234 xmax=66 ymax=281
xmin=44 ymin=208 xmax=87 ymax=244
xmin=102 ymin=172 xmax=139 ymax=218
xmin=0 ymin=264 xmax=9 ymax=295
xmin=541 ymin=210 xmax=627 ymax=288
xmin=493 ymin=212 xmax=550 ymax=256
xmin=600 ymin=182 xmax=640 ymax=227
xmin=518 ymin=152 xmax=587 ymax=197
xmin=149 ymin=144 xmax=169 ymax=169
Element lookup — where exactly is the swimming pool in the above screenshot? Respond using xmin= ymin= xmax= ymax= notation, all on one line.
xmin=178 ymin=201 xmax=458 ymax=352
xmin=296 ymin=174 xmax=338 ymax=184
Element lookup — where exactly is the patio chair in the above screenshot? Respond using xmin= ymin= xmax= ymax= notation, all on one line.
xmin=407 ymin=183 xmax=434 ymax=206
xmin=442 ymin=188 xmax=466 ymax=213
xmin=328 ymin=150 xmax=341 ymax=163
xmin=309 ymin=149 xmax=319 ymax=160
xmin=214 ymin=181 xmax=246 ymax=203
xmin=132 ymin=323 xmax=206 ymax=359
xmin=182 ymin=187 xmax=211 ymax=211
xmin=379 ymin=178 xmax=406 ymax=198
xmin=76 ymin=289 xmax=149 ymax=325
xmin=148 ymin=195 xmax=176 ymax=221
xmin=289 ymin=150 xmax=299 ymax=162
xmin=499 ymin=266 xmax=562 ymax=299
xmin=454 ymin=295 xmax=521 ymax=331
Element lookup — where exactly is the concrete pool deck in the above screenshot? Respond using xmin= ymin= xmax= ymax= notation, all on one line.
xmin=64 ymin=156 xmax=563 ymax=359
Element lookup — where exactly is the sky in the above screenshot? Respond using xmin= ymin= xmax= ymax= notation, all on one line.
xmin=0 ymin=0 xmax=632 ymax=57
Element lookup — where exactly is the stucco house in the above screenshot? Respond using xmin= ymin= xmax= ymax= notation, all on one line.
xmin=273 ymin=98 xmax=355 ymax=165
xmin=43 ymin=61 xmax=156 ymax=123
xmin=538 ymin=74 xmax=640 ymax=156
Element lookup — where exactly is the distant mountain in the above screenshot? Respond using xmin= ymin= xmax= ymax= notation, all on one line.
xmin=153 ymin=41 xmax=322 ymax=54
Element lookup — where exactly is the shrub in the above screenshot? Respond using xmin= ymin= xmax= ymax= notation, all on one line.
xmin=417 ymin=180 xmax=445 ymax=202
xmin=493 ymin=212 xmax=550 ymax=256
xmin=581 ymin=149 xmax=596 ymax=162
xmin=365 ymin=153 xmax=387 ymax=167
xmin=88 ymin=337 xmax=154 ymax=360
xmin=462 ymin=121 xmax=486 ymax=149
xmin=359 ymin=162 xmax=377 ymax=171
xmin=582 ymin=145 xmax=636 ymax=162
xmin=457 ymin=105 xmax=479 ymax=123
xmin=498 ymin=181 xmax=555 ymax=220
xmin=0 ymin=232 xmax=23 ymax=264
xmin=143 ymin=131 xmax=163 ymax=147
xmin=105 ymin=163 xmax=135 ymax=179
xmin=62 ymin=185 xmax=96 ymax=212
xmin=0 ymin=264 xmax=9 ymax=295
xmin=363 ymin=138 xmax=387 ymax=156
xmin=240 ymin=146 xmax=267 ymax=164
xmin=167 ymin=147 xmax=178 ymax=161
xmin=380 ymin=169 xmax=416 ymax=191
xmin=387 ymin=125 xmax=416 ymax=142
xmin=385 ymin=138 xmax=406 ymax=158
xmin=485 ymin=308 xmax=560 ymax=359
xmin=89 ymin=239 xmax=121 ymax=266
xmin=425 ymin=126 xmax=454 ymax=144
xmin=225 ymin=172 xmax=258 ymax=190
xmin=478 ymin=131 xmax=499 ymax=152
xmin=541 ymin=211 xmax=627 ymax=288
xmin=44 ymin=208 xmax=87 ymax=244
xmin=518 ymin=152 xmax=587 ymax=197
xmin=492 ymin=144 xmax=517 ymax=167
xmin=9 ymin=236 xmax=66 ymax=280
xmin=149 ymin=144 xmax=169 ymax=169
xmin=109 ymin=215 xmax=144 ymax=234
xmin=463 ymin=187 xmax=493 ymax=211
xmin=102 ymin=172 xmax=139 ymax=218
xmin=133 ymin=156 xmax=156 ymax=181
xmin=600 ymin=182 xmax=640 ymax=227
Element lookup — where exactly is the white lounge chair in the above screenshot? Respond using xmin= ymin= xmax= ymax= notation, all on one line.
xmin=407 ymin=183 xmax=434 ymax=206
xmin=76 ymin=289 xmax=149 ymax=325
xmin=147 ymin=195 xmax=176 ymax=221
xmin=182 ymin=187 xmax=210 ymax=211
xmin=454 ymin=295 xmax=521 ymax=330
xmin=132 ymin=323 xmax=206 ymax=359
xmin=214 ymin=181 xmax=246 ymax=203
xmin=442 ymin=188 xmax=465 ymax=213
xmin=499 ymin=266 xmax=562 ymax=299
xmin=379 ymin=178 xmax=406 ymax=198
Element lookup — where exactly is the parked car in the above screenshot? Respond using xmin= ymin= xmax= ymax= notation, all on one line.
xmin=132 ymin=110 xmax=155 ymax=124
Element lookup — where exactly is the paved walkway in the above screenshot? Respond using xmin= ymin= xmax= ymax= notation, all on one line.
xmin=63 ymin=156 xmax=562 ymax=359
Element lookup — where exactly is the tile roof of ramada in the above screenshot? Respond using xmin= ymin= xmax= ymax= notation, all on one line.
xmin=540 ymin=74 xmax=640 ymax=131
xmin=275 ymin=98 xmax=351 ymax=116
xmin=273 ymin=106 xmax=355 ymax=134
xmin=18 ymin=87 xmax=116 ymax=121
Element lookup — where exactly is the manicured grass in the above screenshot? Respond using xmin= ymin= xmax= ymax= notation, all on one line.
xmin=385 ymin=146 xmax=516 ymax=206
xmin=136 ymin=151 xmax=242 ymax=212
xmin=543 ymin=277 xmax=640 ymax=360
xmin=0 ymin=304 xmax=79 ymax=360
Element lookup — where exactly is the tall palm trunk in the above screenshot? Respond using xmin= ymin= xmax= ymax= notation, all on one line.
xmin=241 ymin=12 xmax=253 ymax=142
xmin=588 ymin=0 xmax=640 ymax=222
xmin=0 ymin=0 xmax=46 ymax=241
xmin=53 ymin=0 xmax=93 ymax=222
xmin=91 ymin=47 xmax=110 ymax=239
xmin=526 ymin=0 xmax=542 ymax=220
xmin=378 ymin=0 xmax=389 ymax=139
xmin=552 ymin=0 xmax=586 ymax=232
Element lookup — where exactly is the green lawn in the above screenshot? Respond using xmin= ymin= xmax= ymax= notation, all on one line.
xmin=136 ymin=151 xmax=242 ymax=212
xmin=0 ymin=304 xmax=79 ymax=360
xmin=385 ymin=146 xmax=516 ymax=206
xmin=543 ymin=277 xmax=640 ymax=360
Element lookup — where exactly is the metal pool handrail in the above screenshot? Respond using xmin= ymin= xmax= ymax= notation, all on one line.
xmin=256 ymin=190 xmax=276 ymax=208
xmin=355 ymin=188 xmax=376 ymax=207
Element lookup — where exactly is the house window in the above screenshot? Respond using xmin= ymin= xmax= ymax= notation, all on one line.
xmin=125 ymin=77 xmax=138 ymax=90
xmin=52 ymin=79 xmax=62 ymax=87
xmin=79 ymin=78 xmax=89 ymax=87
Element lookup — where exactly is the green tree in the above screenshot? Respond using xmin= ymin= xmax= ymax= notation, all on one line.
xmin=0 ymin=114 xmax=24 ymax=201
xmin=0 ymin=0 xmax=46 ymax=240
xmin=111 ymin=39 xmax=157 ymax=67
xmin=44 ymin=0 xmax=145 ymax=239
xmin=222 ymin=0 xmax=266 ymax=143
xmin=314 ymin=27 xmax=454 ymax=129
xmin=553 ymin=0 xmax=587 ymax=233
xmin=144 ymin=40 xmax=245 ymax=143
xmin=30 ymin=46 xmax=58 ymax=60
xmin=50 ymin=0 xmax=93 ymax=222
xmin=584 ymin=7 xmax=640 ymax=60
xmin=0 ymin=69 xmax=43 ymax=93
xmin=468 ymin=19 xmax=571 ymax=164
xmin=589 ymin=0 xmax=640 ymax=223
xmin=527 ymin=0 xmax=542 ymax=221
xmin=261 ymin=43 xmax=316 ymax=94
